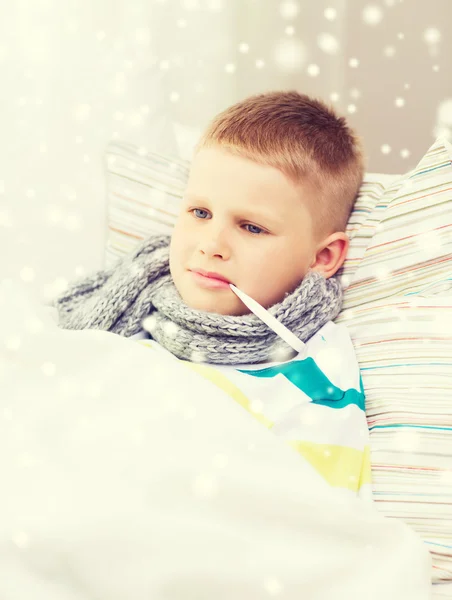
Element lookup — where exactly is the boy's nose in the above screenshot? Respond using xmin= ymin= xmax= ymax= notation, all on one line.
xmin=198 ymin=231 xmax=231 ymax=260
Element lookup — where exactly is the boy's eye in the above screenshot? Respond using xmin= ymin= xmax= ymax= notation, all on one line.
xmin=244 ymin=223 xmax=264 ymax=235
xmin=192 ymin=208 xmax=211 ymax=219
xmin=190 ymin=208 xmax=265 ymax=235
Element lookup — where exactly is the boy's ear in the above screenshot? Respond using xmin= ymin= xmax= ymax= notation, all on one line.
xmin=309 ymin=232 xmax=349 ymax=279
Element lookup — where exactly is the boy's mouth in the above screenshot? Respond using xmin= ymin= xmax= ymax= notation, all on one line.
xmin=189 ymin=269 xmax=232 ymax=289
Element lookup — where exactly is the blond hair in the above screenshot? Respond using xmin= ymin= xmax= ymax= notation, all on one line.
xmin=195 ymin=90 xmax=365 ymax=238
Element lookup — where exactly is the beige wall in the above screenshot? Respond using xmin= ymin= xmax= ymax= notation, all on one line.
xmin=150 ymin=0 xmax=452 ymax=173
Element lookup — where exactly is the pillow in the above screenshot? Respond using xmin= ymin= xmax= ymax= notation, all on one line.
xmin=337 ymin=172 xmax=404 ymax=290
xmin=336 ymin=137 xmax=452 ymax=583
xmin=104 ymin=140 xmax=189 ymax=268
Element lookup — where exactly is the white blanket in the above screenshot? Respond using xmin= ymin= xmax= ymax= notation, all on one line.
xmin=0 ymin=280 xmax=432 ymax=600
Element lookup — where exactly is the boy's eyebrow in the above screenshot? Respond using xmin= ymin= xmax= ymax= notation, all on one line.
xmin=184 ymin=193 xmax=284 ymax=225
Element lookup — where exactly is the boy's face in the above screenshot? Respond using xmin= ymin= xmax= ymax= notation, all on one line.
xmin=169 ymin=146 xmax=318 ymax=316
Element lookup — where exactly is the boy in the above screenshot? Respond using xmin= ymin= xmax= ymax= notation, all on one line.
xmin=55 ymin=90 xmax=370 ymax=498
xmin=56 ymin=90 xmax=364 ymax=352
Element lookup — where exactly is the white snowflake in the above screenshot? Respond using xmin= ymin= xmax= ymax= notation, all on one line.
xmin=162 ymin=321 xmax=179 ymax=338
xmin=192 ymin=473 xmax=218 ymax=499
xmin=348 ymin=57 xmax=359 ymax=68
xmin=437 ymin=99 xmax=452 ymax=127
xmin=362 ymin=5 xmax=383 ymax=26
xmin=205 ymin=0 xmax=224 ymax=11
xmin=250 ymin=398 xmax=264 ymax=414
xmin=74 ymin=103 xmax=91 ymax=121
xmin=5 ymin=335 xmax=21 ymax=351
xmin=324 ymin=7 xmax=337 ymax=21
xmin=190 ymin=350 xmax=206 ymax=363
xmin=279 ymin=0 xmax=300 ymax=20
xmin=423 ymin=27 xmax=441 ymax=45
xmin=273 ymin=39 xmax=306 ymax=72
xmin=395 ymin=97 xmax=405 ymax=107
xmin=181 ymin=0 xmax=200 ymax=9
xmin=0 ymin=209 xmax=12 ymax=228
xmin=381 ymin=144 xmax=391 ymax=154
xmin=347 ymin=104 xmax=357 ymax=114
xmin=142 ymin=314 xmax=158 ymax=333
xmin=264 ymin=577 xmax=284 ymax=596
xmin=375 ymin=264 xmax=391 ymax=280
xmin=317 ymin=32 xmax=339 ymax=55
xmin=307 ymin=63 xmax=320 ymax=77
xmin=383 ymin=45 xmax=396 ymax=57
xmin=268 ymin=344 xmax=294 ymax=362
xmin=12 ymin=532 xmax=30 ymax=549
xmin=238 ymin=42 xmax=249 ymax=53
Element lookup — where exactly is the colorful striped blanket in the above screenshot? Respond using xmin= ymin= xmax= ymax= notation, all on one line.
xmin=132 ymin=319 xmax=372 ymax=501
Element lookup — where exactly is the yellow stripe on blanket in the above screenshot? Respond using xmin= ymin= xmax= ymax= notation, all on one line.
xmin=287 ymin=441 xmax=372 ymax=492
xmin=183 ymin=361 xmax=370 ymax=492
xmin=182 ymin=360 xmax=274 ymax=429
xmin=136 ymin=340 xmax=370 ymax=494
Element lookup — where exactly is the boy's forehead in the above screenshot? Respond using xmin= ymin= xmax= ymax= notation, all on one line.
xmin=188 ymin=147 xmax=302 ymax=200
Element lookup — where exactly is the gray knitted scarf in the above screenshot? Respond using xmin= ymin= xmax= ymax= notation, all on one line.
xmin=54 ymin=234 xmax=343 ymax=365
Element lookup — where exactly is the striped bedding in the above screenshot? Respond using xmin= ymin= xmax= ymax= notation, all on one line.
xmin=104 ymin=136 xmax=452 ymax=583
xmin=338 ymin=137 xmax=452 ymax=582
xmin=132 ymin=320 xmax=372 ymax=502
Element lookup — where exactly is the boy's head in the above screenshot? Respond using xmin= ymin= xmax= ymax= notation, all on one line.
xmin=170 ymin=90 xmax=365 ymax=316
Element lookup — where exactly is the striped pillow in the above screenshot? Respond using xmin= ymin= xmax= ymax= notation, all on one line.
xmin=337 ymin=137 xmax=452 ymax=582
xmin=104 ymin=140 xmax=189 ymax=267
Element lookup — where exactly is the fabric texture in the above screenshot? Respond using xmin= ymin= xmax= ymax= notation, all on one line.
xmin=101 ymin=135 xmax=452 ymax=583
xmin=133 ymin=319 xmax=372 ymax=500
xmin=337 ymin=137 xmax=452 ymax=582
xmin=0 ymin=276 xmax=432 ymax=600
xmin=54 ymin=234 xmax=344 ymax=365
